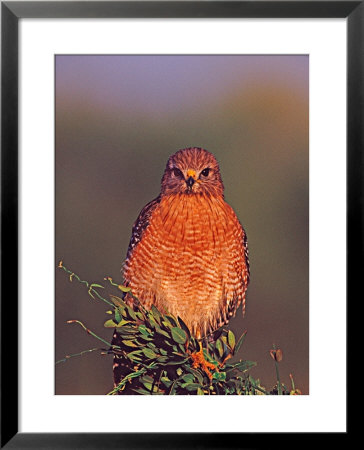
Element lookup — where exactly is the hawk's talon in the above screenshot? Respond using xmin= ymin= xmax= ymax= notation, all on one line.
xmin=190 ymin=347 xmax=217 ymax=380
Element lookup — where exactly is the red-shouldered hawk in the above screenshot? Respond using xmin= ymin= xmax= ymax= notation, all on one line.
xmin=113 ymin=147 xmax=249 ymax=386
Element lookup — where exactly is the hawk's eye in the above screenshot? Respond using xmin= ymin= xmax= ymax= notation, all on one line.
xmin=200 ymin=168 xmax=211 ymax=177
xmin=172 ymin=168 xmax=183 ymax=178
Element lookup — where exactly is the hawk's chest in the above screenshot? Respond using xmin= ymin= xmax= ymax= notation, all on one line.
xmin=151 ymin=194 xmax=229 ymax=253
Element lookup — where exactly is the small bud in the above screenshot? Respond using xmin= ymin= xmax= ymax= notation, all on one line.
xmin=58 ymin=260 xmax=63 ymax=268
xmin=290 ymin=389 xmax=302 ymax=395
xmin=275 ymin=349 xmax=283 ymax=362
xmin=289 ymin=373 xmax=295 ymax=389
xmin=270 ymin=348 xmax=283 ymax=362
xmin=289 ymin=373 xmax=301 ymax=394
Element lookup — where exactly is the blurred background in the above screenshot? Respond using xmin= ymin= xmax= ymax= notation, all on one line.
xmin=55 ymin=55 xmax=309 ymax=394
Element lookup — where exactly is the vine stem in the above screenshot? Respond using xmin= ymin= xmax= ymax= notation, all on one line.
xmin=56 ymin=347 xmax=109 ymax=365
xmin=272 ymin=344 xmax=282 ymax=395
xmin=107 ymin=368 xmax=147 ymax=395
xmin=66 ymin=319 xmax=119 ymax=349
xmin=58 ymin=261 xmax=114 ymax=307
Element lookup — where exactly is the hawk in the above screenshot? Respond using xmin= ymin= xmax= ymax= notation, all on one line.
xmin=113 ymin=147 xmax=249 ymax=386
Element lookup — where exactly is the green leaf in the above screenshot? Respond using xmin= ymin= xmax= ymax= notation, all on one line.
xmin=145 ymin=361 xmax=158 ymax=370
xmin=177 ymin=317 xmax=191 ymax=339
xmin=227 ymin=330 xmax=236 ymax=350
xmin=215 ymin=339 xmax=224 ymax=358
xmin=118 ymin=325 xmax=137 ymax=334
xmin=212 ymin=371 xmax=226 ymax=381
xmin=116 ymin=319 xmax=132 ymax=327
xmin=182 ymin=374 xmax=194 ymax=383
xmin=226 ymin=360 xmax=257 ymax=373
xmin=151 ymin=305 xmax=162 ymax=323
xmin=164 ymin=315 xmax=179 ymax=327
xmin=90 ymin=283 xmax=104 ymax=289
xmin=118 ymin=284 xmax=131 ymax=293
xmin=171 ymin=327 xmax=187 ymax=344
xmin=122 ymin=340 xmax=138 ymax=348
xmin=178 ymin=343 xmax=187 ymax=354
xmin=142 ymin=348 xmax=158 ymax=359
xmin=160 ymin=377 xmax=172 ymax=388
xmin=138 ymin=335 xmax=153 ymax=342
xmin=114 ymin=308 xmax=122 ymax=323
xmin=148 ymin=315 xmax=158 ymax=329
xmin=156 ymin=356 xmax=168 ymax=363
xmin=186 ymin=367 xmax=204 ymax=385
xmin=140 ymin=375 xmax=154 ymax=384
xmin=161 ymin=320 xmax=172 ymax=329
xmin=154 ymin=325 xmax=170 ymax=338
xmin=127 ymin=350 xmax=143 ymax=361
xmin=126 ymin=305 xmax=137 ymax=321
xmin=182 ymin=383 xmax=203 ymax=392
xmin=166 ymin=358 xmax=189 ymax=366
xmin=104 ymin=319 xmax=117 ymax=328
xmin=138 ymin=325 xmax=150 ymax=336
xmin=141 ymin=381 xmax=155 ymax=392
xmin=133 ymin=388 xmax=154 ymax=395
xmin=118 ymin=334 xmax=137 ymax=341
xmin=197 ymin=387 xmax=204 ymax=395
xmin=120 ymin=307 xmax=128 ymax=318
xmin=235 ymin=330 xmax=247 ymax=354
xmin=110 ymin=294 xmax=126 ymax=308
xmin=135 ymin=311 xmax=145 ymax=320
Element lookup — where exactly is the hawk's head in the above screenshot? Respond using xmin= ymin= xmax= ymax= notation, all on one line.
xmin=161 ymin=147 xmax=224 ymax=197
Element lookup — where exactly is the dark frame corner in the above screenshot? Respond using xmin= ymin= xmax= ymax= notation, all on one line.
xmin=1 ymin=1 xmax=358 ymax=448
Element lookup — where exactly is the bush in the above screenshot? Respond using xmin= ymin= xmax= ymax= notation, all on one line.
xmin=57 ymin=262 xmax=301 ymax=395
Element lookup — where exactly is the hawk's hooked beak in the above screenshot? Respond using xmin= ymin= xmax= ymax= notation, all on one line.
xmin=186 ymin=169 xmax=196 ymax=189
xmin=186 ymin=176 xmax=195 ymax=188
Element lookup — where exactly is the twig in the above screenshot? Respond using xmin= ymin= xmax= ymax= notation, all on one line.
xmin=56 ymin=347 xmax=110 ymax=365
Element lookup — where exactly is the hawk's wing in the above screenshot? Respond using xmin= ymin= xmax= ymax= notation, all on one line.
xmin=113 ymin=196 xmax=161 ymax=392
xmin=219 ymin=222 xmax=250 ymax=328
xmin=243 ymin=227 xmax=250 ymax=286
xmin=125 ymin=195 xmax=161 ymax=263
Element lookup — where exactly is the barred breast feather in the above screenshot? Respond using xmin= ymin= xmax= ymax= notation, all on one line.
xmin=122 ymin=192 xmax=249 ymax=337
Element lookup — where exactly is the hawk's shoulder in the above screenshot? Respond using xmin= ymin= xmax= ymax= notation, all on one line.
xmin=126 ymin=195 xmax=161 ymax=260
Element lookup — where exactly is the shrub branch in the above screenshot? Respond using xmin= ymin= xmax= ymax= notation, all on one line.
xmin=57 ymin=262 xmax=301 ymax=395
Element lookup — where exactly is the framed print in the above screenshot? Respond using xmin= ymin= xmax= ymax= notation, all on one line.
xmin=1 ymin=1 xmax=358 ymax=447
xmin=54 ymin=53 xmax=310 ymax=397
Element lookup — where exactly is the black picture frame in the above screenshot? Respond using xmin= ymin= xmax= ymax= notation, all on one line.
xmin=1 ymin=1 xmax=357 ymax=448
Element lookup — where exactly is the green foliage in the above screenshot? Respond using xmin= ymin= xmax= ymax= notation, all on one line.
xmin=57 ymin=262 xmax=301 ymax=395
xmin=107 ymin=292 xmax=262 ymax=395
